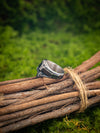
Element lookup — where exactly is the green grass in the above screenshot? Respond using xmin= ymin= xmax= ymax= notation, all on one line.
xmin=0 ymin=26 xmax=100 ymax=133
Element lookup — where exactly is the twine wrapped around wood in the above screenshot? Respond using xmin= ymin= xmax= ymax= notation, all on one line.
xmin=64 ymin=67 xmax=88 ymax=112
xmin=42 ymin=67 xmax=88 ymax=112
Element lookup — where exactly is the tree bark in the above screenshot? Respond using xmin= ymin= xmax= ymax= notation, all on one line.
xmin=11 ymin=67 xmax=100 ymax=106
xmin=1 ymin=96 xmax=100 ymax=133
xmin=0 ymin=98 xmax=78 ymax=123
xmin=0 ymin=89 xmax=100 ymax=115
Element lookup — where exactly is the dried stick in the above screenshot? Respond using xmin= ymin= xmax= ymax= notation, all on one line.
xmin=0 ymin=99 xmax=18 ymax=107
xmin=0 ymin=51 xmax=100 ymax=94
xmin=1 ymin=80 xmax=100 ymax=122
xmin=1 ymin=96 xmax=100 ymax=133
xmin=3 ymin=90 xmax=40 ymax=100
xmin=0 ymin=98 xmax=79 ymax=124
xmin=0 ymin=90 xmax=41 ymax=107
xmin=0 ymin=89 xmax=100 ymax=115
xmin=0 ymin=77 xmax=63 ymax=94
xmin=11 ymin=67 xmax=100 ymax=106
xmin=0 ymin=77 xmax=35 ymax=86
xmin=0 ymin=115 xmax=30 ymax=127
xmin=1 ymin=81 xmax=100 ymax=107
xmin=55 ymin=81 xmax=100 ymax=94
xmin=74 ymin=51 xmax=100 ymax=73
xmin=85 ymin=81 xmax=100 ymax=90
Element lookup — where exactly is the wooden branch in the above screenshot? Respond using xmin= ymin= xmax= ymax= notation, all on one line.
xmin=0 ymin=99 xmax=18 ymax=107
xmin=11 ymin=67 xmax=100 ymax=106
xmin=1 ymin=80 xmax=100 ymax=123
xmin=0 ymin=77 xmax=35 ymax=86
xmin=86 ymin=81 xmax=100 ymax=90
xmin=0 ymin=115 xmax=30 ymax=127
xmin=1 ymin=81 xmax=100 ymax=107
xmin=3 ymin=90 xmax=40 ymax=100
xmin=0 ymin=77 xmax=63 ymax=94
xmin=0 ymin=89 xmax=100 ymax=115
xmin=0 ymin=98 xmax=79 ymax=123
xmin=55 ymin=81 xmax=100 ymax=94
xmin=1 ymin=96 xmax=100 ymax=133
xmin=74 ymin=51 xmax=100 ymax=73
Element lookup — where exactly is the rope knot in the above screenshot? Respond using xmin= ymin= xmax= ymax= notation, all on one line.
xmin=64 ymin=67 xmax=88 ymax=112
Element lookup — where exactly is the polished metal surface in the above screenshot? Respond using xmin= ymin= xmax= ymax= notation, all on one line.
xmin=37 ymin=60 xmax=64 ymax=79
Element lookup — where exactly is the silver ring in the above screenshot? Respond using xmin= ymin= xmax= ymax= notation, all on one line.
xmin=37 ymin=60 xmax=64 ymax=79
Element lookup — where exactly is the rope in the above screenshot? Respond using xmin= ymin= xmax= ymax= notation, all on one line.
xmin=64 ymin=67 xmax=88 ymax=112
xmin=42 ymin=67 xmax=88 ymax=112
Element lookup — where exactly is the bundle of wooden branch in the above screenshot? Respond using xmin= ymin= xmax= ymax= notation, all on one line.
xmin=0 ymin=51 xmax=100 ymax=133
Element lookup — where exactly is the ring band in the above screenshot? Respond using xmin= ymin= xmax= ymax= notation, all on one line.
xmin=37 ymin=60 xmax=64 ymax=79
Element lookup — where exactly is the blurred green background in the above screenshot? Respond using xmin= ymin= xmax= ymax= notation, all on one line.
xmin=0 ymin=0 xmax=100 ymax=133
